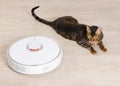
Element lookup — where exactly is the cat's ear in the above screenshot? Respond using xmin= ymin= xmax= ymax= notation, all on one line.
xmin=98 ymin=27 xmax=102 ymax=31
xmin=96 ymin=27 xmax=102 ymax=34
xmin=86 ymin=26 xmax=91 ymax=33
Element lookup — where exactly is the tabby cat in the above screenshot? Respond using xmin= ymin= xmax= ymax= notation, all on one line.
xmin=31 ymin=6 xmax=107 ymax=54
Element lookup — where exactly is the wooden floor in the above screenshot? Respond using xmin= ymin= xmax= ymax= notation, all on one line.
xmin=0 ymin=0 xmax=120 ymax=86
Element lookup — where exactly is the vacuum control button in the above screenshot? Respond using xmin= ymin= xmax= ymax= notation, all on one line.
xmin=28 ymin=40 xmax=42 ymax=52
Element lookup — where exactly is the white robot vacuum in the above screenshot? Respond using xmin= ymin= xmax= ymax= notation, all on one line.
xmin=7 ymin=36 xmax=62 ymax=74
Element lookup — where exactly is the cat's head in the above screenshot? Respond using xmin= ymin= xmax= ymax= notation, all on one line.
xmin=86 ymin=25 xmax=103 ymax=44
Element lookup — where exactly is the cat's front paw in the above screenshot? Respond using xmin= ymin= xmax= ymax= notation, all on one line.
xmin=90 ymin=49 xmax=97 ymax=55
xmin=102 ymin=48 xmax=107 ymax=52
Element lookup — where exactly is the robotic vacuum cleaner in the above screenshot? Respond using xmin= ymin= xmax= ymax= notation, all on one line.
xmin=7 ymin=36 xmax=62 ymax=74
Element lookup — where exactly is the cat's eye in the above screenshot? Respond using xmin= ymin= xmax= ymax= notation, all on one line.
xmin=95 ymin=34 xmax=99 ymax=36
xmin=95 ymin=35 xmax=101 ymax=38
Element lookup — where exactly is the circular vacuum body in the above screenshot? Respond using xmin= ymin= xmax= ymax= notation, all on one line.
xmin=7 ymin=36 xmax=62 ymax=74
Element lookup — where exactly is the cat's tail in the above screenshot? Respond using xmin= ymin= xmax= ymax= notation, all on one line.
xmin=31 ymin=6 xmax=52 ymax=26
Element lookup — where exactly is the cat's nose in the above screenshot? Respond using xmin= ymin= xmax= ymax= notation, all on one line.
xmin=90 ymin=39 xmax=95 ymax=42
